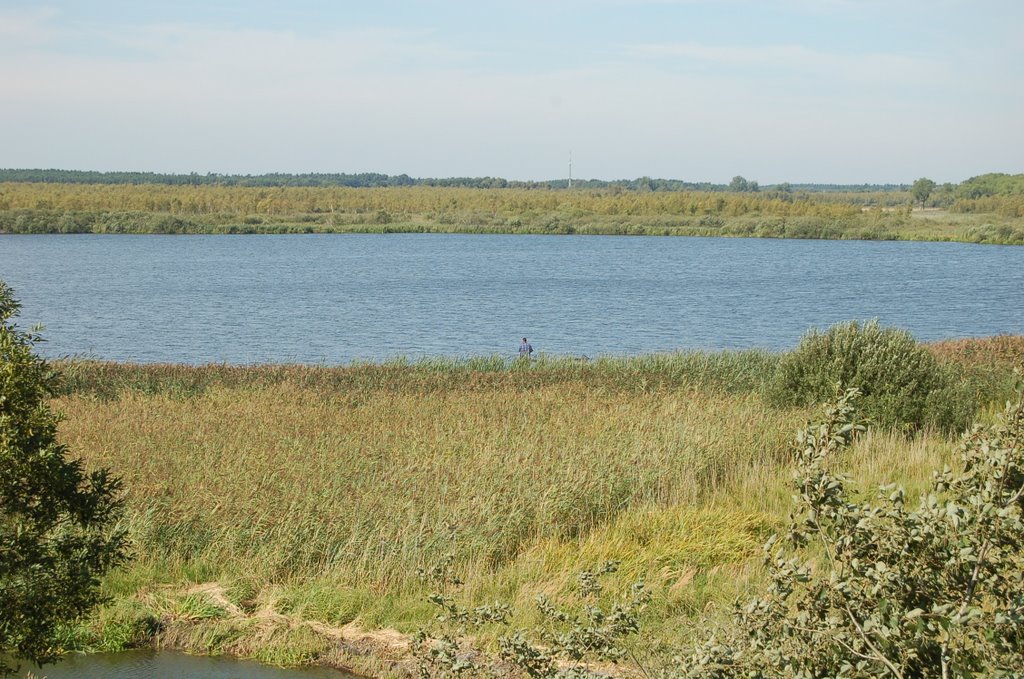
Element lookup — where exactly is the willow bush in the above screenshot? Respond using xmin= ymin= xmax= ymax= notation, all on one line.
xmin=681 ymin=387 xmax=1024 ymax=677
xmin=768 ymin=321 xmax=972 ymax=433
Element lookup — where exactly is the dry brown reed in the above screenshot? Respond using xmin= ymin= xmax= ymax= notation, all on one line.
xmin=47 ymin=345 xmax=1018 ymax=669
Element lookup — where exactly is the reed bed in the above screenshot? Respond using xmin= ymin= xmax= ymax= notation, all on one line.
xmin=47 ymin=343 xmax=1020 ymax=669
xmin=54 ymin=349 xmax=782 ymax=400
xmin=57 ymin=382 xmax=794 ymax=587
xmin=927 ymin=334 xmax=1024 ymax=369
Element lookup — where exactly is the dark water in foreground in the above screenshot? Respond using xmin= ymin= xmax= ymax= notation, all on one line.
xmin=18 ymin=650 xmax=352 ymax=678
xmin=0 ymin=234 xmax=1022 ymax=363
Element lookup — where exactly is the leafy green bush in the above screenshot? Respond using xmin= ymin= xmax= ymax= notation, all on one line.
xmin=681 ymin=387 xmax=1024 ymax=677
xmin=0 ymin=281 xmax=129 ymax=675
xmin=769 ymin=320 xmax=970 ymax=432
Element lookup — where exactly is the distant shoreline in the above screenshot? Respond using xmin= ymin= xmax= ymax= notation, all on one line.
xmin=2 ymin=208 xmax=1022 ymax=245
xmin=2 ymin=179 xmax=1021 ymax=244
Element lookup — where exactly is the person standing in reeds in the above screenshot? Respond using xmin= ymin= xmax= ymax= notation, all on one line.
xmin=519 ymin=337 xmax=533 ymax=360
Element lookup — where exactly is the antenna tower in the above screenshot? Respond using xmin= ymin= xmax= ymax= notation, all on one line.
xmin=568 ymin=151 xmax=573 ymax=190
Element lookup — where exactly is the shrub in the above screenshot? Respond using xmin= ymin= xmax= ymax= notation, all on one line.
xmin=680 ymin=387 xmax=1024 ymax=677
xmin=769 ymin=320 xmax=968 ymax=432
xmin=413 ymin=558 xmax=649 ymax=677
xmin=0 ymin=281 xmax=129 ymax=675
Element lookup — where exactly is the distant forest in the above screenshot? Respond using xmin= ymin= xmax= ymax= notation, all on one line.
xmin=0 ymin=168 xmax=910 ymax=193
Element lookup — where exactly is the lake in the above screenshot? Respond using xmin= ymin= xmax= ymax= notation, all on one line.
xmin=0 ymin=234 xmax=1021 ymax=364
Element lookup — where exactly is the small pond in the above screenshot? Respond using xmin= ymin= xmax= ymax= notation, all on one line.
xmin=17 ymin=650 xmax=355 ymax=678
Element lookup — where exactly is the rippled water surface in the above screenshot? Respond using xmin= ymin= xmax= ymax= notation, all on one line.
xmin=0 ymin=234 xmax=1021 ymax=363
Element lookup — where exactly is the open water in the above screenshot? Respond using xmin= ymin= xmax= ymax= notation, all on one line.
xmin=15 ymin=650 xmax=352 ymax=678
xmin=0 ymin=234 xmax=1021 ymax=363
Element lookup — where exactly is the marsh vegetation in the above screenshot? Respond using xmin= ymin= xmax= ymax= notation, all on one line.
xmin=41 ymin=331 xmax=1023 ymax=675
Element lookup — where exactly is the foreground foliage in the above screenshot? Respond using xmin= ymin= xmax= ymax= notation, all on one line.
xmin=682 ymin=388 xmax=1024 ymax=677
xmin=414 ymin=558 xmax=649 ymax=678
xmin=0 ymin=283 xmax=128 ymax=675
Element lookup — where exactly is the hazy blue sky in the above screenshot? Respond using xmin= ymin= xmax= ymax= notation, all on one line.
xmin=1 ymin=1 xmax=1021 ymax=183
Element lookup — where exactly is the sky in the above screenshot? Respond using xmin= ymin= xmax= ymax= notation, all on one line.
xmin=1 ymin=0 xmax=1021 ymax=184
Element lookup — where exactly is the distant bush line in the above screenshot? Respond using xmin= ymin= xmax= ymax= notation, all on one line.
xmin=1 ymin=174 xmax=1021 ymax=244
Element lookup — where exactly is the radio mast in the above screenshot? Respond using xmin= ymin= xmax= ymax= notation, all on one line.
xmin=568 ymin=151 xmax=573 ymax=190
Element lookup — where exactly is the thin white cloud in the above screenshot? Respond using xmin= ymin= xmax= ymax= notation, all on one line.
xmin=100 ymin=23 xmax=477 ymax=69
xmin=0 ymin=6 xmax=60 ymax=45
xmin=626 ymin=41 xmax=940 ymax=86
xmin=1 ymin=19 xmax=482 ymax=104
xmin=0 ymin=6 xmax=1020 ymax=182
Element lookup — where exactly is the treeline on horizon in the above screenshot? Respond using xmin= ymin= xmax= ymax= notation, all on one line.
xmin=0 ymin=167 xmax=911 ymax=193
xmin=1 ymin=167 xmax=1021 ymax=206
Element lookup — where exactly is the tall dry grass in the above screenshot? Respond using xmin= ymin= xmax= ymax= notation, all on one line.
xmin=46 ymin=346 xmax=1018 ymax=668
xmin=54 ymin=350 xmax=781 ymax=400
xmin=926 ymin=334 xmax=1024 ymax=369
xmin=57 ymin=382 xmax=794 ymax=588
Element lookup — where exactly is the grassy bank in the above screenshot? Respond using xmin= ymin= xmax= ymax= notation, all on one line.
xmin=49 ymin=338 xmax=1023 ymax=675
xmin=2 ymin=183 xmax=1022 ymax=244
